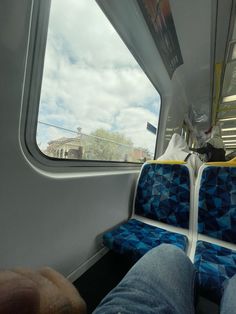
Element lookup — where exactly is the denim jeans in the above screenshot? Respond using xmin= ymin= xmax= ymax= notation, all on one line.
xmin=220 ymin=274 xmax=236 ymax=314
xmin=93 ymin=244 xmax=236 ymax=313
xmin=93 ymin=244 xmax=196 ymax=314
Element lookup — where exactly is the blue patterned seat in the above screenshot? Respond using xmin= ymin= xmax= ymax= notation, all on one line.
xmin=135 ymin=163 xmax=190 ymax=228
xmin=195 ymin=166 xmax=236 ymax=302
xmin=198 ymin=166 xmax=236 ymax=243
xmin=195 ymin=240 xmax=236 ymax=302
xmin=103 ymin=219 xmax=188 ymax=261
xmin=103 ymin=162 xmax=191 ymax=260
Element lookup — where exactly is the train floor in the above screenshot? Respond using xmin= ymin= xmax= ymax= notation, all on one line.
xmin=74 ymin=251 xmax=219 ymax=314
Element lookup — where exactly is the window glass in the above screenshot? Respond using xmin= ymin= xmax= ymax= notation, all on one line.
xmin=37 ymin=0 xmax=160 ymax=163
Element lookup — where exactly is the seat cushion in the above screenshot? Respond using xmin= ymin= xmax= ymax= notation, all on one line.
xmin=103 ymin=219 xmax=188 ymax=261
xmin=194 ymin=240 xmax=236 ymax=303
xmin=135 ymin=163 xmax=190 ymax=228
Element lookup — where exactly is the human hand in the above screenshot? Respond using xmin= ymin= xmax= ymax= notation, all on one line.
xmin=0 ymin=267 xmax=86 ymax=314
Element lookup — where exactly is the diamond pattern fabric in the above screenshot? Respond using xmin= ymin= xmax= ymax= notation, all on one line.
xmin=194 ymin=240 xmax=236 ymax=302
xmin=135 ymin=163 xmax=190 ymax=228
xmin=198 ymin=166 xmax=236 ymax=243
xmin=103 ymin=219 xmax=188 ymax=261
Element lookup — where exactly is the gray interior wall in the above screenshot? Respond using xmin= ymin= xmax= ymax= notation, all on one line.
xmin=0 ymin=0 xmax=138 ymax=277
xmin=0 ymin=0 xmax=220 ymax=277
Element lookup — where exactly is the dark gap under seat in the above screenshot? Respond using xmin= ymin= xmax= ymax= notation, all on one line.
xmin=74 ymin=251 xmax=134 ymax=313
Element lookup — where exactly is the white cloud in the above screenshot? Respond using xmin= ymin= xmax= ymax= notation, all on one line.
xmin=38 ymin=0 xmax=160 ymax=156
xmin=116 ymin=107 xmax=158 ymax=153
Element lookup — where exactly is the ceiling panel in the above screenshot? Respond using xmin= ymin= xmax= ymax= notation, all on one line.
xmin=170 ymin=0 xmax=214 ymax=130
xmin=221 ymin=121 xmax=236 ymax=129
xmin=222 ymin=61 xmax=236 ymax=97
xmin=217 ymin=108 xmax=236 ymax=118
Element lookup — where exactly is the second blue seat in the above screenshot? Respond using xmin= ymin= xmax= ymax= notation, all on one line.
xmin=194 ymin=165 xmax=236 ymax=302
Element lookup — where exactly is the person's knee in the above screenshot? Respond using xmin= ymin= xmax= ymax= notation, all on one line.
xmin=157 ymin=244 xmax=183 ymax=254
xmin=221 ymin=274 xmax=236 ymax=314
xmin=138 ymin=244 xmax=193 ymax=277
xmin=95 ymin=244 xmax=195 ymax=314
xmin=146 ymin=244 xmax=185 ymax=260
xmin=130 ymin=244 xmax=189 ymax=276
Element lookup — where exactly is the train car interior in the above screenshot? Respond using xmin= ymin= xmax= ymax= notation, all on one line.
xmin=1 ymin=0 xmax=236 ymax=313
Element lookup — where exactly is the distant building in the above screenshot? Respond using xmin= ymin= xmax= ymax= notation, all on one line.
xmin=131 ymin=147 xmax=152 ymax=162
xmin=44 ymin=136 xmax=83 ymax=159
xmin=44 ymin=128 xmax=152 ymax=162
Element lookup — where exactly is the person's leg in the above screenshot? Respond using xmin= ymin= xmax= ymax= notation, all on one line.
xmin=220 ymin=274 xmax=236 ymax=314
xmin=93 ymin=244 xmax=196 ymax=314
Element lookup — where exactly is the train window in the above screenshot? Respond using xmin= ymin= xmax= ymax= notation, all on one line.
xmin=36 ymin=0 xmax=160 ymax=163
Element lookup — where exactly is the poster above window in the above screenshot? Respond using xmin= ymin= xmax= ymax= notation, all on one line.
xmin=138 ymin=0 xmax=183 ymax=78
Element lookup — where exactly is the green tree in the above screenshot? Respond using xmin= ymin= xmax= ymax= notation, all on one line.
xmin=82 ymin=128 xmax=133 ymax=161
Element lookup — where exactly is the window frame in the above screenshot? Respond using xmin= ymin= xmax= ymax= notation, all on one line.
xmin=22 ymin=0 xmax=161 ymax=170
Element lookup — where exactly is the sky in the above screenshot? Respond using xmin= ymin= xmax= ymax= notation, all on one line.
xmin=37 ymin=0 xmax=161 ymax=155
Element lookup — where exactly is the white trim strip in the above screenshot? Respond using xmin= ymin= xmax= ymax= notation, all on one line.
xmin=66 ymin=247 xmax=109 ymax=282
xmin=133 ymin=214 xmax=189 ymax=236
xmin=197 ymin=234 xmax=236 ymax=251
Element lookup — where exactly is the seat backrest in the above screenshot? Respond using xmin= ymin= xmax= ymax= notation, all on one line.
xmin=134 ymin=161 xmax=191 ymax=229
xmin=198 ymin=165 xmax=236 ymax=243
